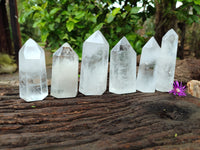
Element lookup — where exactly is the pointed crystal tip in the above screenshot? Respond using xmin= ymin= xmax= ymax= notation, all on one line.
xmin=112 ymin=36 xmax=135 ymax=53
xmin=25 ymin=38 xmax=38 ymax=47
xmin=22 ymin=38 xmax=41 ymax=59
xmin=85 ymin=30 xmax=108 ymax=45
xmin=53 ymin=42 xmax=78 ymax=57
xmin=62 ymin=42 xmax=71 ymax=48
xmin=162 ymin=29 xmax=178 ymax=41
xmin=119 ymin=36 xmax=129 ymax=45
xmin=143 ymin=37 xmax=160 ymax=49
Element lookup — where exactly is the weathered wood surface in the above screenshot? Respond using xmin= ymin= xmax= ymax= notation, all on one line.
xmin=0 ymin=86 xmax=200 ymax=150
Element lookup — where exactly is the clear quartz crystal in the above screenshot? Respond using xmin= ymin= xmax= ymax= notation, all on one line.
xmin=136 ymin=37 xmax=160 ymax=93
xmin=51 ymin=43 xmax=78 ymax=98
xmin=109 ymin=37 xmax=137 ymax=94
xmin=156 ymin=29 xmax=178 ymax=92
xmin=79 ymin=30 xmax=109 ymax=95
xmin=19 ymin=38 xmax=48 ymax=102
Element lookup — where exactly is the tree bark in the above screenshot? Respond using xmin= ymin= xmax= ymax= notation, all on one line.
xmin=0 ymin=0 xmax=13 ymax=55
xmin=177 ymin=22 xmax=186 ymax=59
xmin=192 ymin=23 xmax=200 ymax=59
xmin=154 ymin=0 xmax=177 ymax=46
xmin=9 ymin=0 xmax=22 ymax=64
xmin=0 ymin=86 xmax=200 ymax=149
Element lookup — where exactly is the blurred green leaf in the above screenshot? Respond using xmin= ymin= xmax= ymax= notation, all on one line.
xmin=31 ymin=6 xmax=43 ymax=11
xmin=76 ymin=24 xmax=85 ymax=28
xmin=42 ymin=2 xmax=48 ymax=9
xmin=93 ymin=23 xmax=104 ymax=32
xmin=51 ymin=49 xmax=57 ymax=53
xmin=135 ymin=40 xmax=143 ymax=53
xmin=124 ymin=5 xmax=131 ymax=12
xmin=89 ymin=15 xmax=97 ymax=23
xmin=66 ymin=21 xmax=74 ymax=32
xmin=116 ymin=27 xmax=122 ymax=33
xmin=194 ymin=0 xmax=200 ymax=5
xmin=41 ymin=32 xmax=49 ymax=42
xmin=107 ymin=14 xmax=115 ymax=23
xmin=62 ymin=34 xmax=69 ymax=40
xmin=61 ymin=11 xmax=70 ymax=16
xmin=55 ymin=17 xmax=61 ymax=23
xmin=87 ymin=4 xmax=95 ymax=9
xmin=121 ymin=12 xmax=127 ymax=19
xmin=18 ymin=15 xmax=26 ymax=23
xmin=67 ymin=5 xmax=74 ymax=12
xmin=50 ymin=8 xmax=61 ymax=15
xmin=70 ymin=37 xmax=76 ymax=42
xmin=191 ymin=15 xmax=199 ymax=23
xmin=69 ymin=17 xmax=79 ymax=23
xmin=49 ymin=23 xmax=55 ymax=31
xmin=33 ymin=21 xmax=41 ymax=28
xmin=75 ymin=11 xmax=85 ymax=19
xmin=112 ymin=8 xmax=121 ymax=16
xmin=187 ymin=17 xmax=193 ymax=24
xmin=40 ymin=22 xmax=46 ymax=27
xmin=193 ymin=5 xmax=200 ymax=14
xmin=126 ymin=34 xmax=137 ymax=42
xmin=130 ymin=7 xmax=141 ymax=14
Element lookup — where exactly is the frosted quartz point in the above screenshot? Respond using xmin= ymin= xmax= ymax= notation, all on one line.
xmin=156 ymin=29 xmax=178 ymax=92
xmin=79 ymin=30 xmax=109 ymax=95
xmin=51 ymin=43 xmax=78 ymax=98
xmin=109 ymin=37 xmax=137 ymax=94
xmin=19 ymin=38 xmax=48 ymax=102
xmin=136 ymin=37 xmax=160 ymax=93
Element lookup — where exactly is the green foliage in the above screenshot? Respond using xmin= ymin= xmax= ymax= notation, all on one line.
xmin=0 ymin=53 xmax=15 ymax=65
xmin=18 ymin=0 xmax=146 ymax=56
xmin=18 ymin=1 xmax=41 ymax=44
xmin=18 ymin=0 xmax=200 ymax=57
xmin=176 ymin=0 xmax=200 ymax=24
xmin=0 ymin=53 xmax=17 ymax=74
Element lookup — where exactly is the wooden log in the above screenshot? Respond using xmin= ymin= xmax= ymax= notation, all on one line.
xmin=0 ymin=86 xmax=200 ymax=149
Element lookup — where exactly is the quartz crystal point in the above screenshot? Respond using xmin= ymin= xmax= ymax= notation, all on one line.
xmin=109 ymin=37 xmax=137 ymax=94
xmin=136 ymin=37 xmax=160 ymax=93
xmin=156 ymin=29 xmax=178 ymax=92
xmin=79 ymin=30 xmax=109 ymax=95
xmin=19 ymin=38 xmax=48 ymax=102
xmin=51 ymin=43 xmax=78 ymax=98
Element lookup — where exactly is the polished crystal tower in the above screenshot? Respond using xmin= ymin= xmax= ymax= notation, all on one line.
xmin=109 ymin=37 xmax=136 ymax=94
xmin=51 ymin=43 xmax=78 ymax=98
xmin=19 ymin=38 xmax=48 ymax=102
xmin=79 ymin=30 xmax=109 ymax=95
xmin=156 ymin=29 xmax=178 ymax=92
xmin=136 ymin=37 xmax=160 ymax=93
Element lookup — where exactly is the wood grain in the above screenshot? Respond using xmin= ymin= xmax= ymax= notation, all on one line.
xmin=0 ymin=86 xmax=200 ymax=150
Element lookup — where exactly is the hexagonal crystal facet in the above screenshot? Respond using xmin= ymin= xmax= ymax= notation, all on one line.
xmin=136 ymin=37 xmax=160 ymax=93
xmin=51 ymin=43 xmax=79 ymax=98
xmin=109 ymin=37 xmax=137 ymax=94
xmin=79 ymin=30 xmax=109 ymax=95
xmin=19 ymin=38 xmax=48 ymax=102
xmin=156 ymin=29 xmax=178 ymax=92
